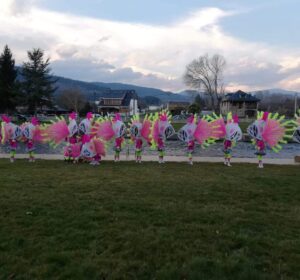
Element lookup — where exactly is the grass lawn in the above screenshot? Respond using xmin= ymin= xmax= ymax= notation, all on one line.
xmin=0 ymin=160 xmax=299 ymax=279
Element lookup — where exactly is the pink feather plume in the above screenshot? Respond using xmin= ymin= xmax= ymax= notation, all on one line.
xmin=91 ymin=120 xmax=115 ymax=141
xmin=31 ymin=117 xmax=39 ymax=126
xmin=233 ymin=114 xmax=239 ymax=123
xmin=211 ymin=118 xmax=226 ymax=139
xmin=159 ymin=112 xmax=168 ymax=121
xmin=194 ymin=119 xmax=212 ymax=144
xmin=262 ymin=111 xmax=269 ymax=121
xmin=33 ymin=126 xmax=45 ymax=143
xmin=44 ymin=119 xmax=69 ymax=145
xmin=262 ymin=119 xmax=285 ymax=147
xmin=187 ymin=115 xmax=194 ymax=124
xmin=93 ymin=138 xmax=106 ymax=156
xmin=141 ymin=120 xmax=152 ymax=142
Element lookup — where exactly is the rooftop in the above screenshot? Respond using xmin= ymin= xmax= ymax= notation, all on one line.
xmin=222 ymin=90 xmax=260 ymax=102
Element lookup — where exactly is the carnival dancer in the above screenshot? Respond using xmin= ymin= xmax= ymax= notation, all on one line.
xmin=1 ymin=115 xmax=22 ymax=163
xmin=293 ymin=109 xmax=300 ymax=143
xmin=177 ymin=114 xmax=197 ymax=165
xmin=150 ymin=111 xmax=175 ymax=163
xmin=129 ymin=114 xmax=152 ymax=163
xmin=79 ymin=112 xmax=93 ymax=136
xmin=21 ymin=117 xmax=44 ymax=162
xmin=63 ymin=112 xmax=81 ymax=163
xmin=112 ymin=113 xmax=126 ymax=162
xmin=178 ymin=113 xmax=224 ymax=165
xmin=80 ymin=134 xmax=106 ymax=165
xmin=221 ymin=113 xmax=243 ymax=167
xmin=91 ymin=113 xmax=126 ymax=162
xmin=247 ymin=111 xmax=295 ymax=168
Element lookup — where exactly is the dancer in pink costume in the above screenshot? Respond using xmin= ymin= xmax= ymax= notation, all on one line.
xmin=63 ymin=112 xmax=81 ymax=163
xmin=178 ymin=113 xmax=224 ymax=165
xmin=129 ymin=114 xmax=152 ymax=163
xmin=293 ymin=110 xmax=300 ymax=143
xmin=80 ymin=134 xmax=106 ymax=165
xmin=210 ymin=113 xmax=243 ymax=167
xmin=91 ymin=113 xmax=126 ymax=162
xmin=150 ymin=111 xmax=175 ymax=163
xmin=79 ymin=112 xmax=93 ymax=136
xmin=1 ymin=115 xmax=22 ymax=162
xmin=247 ymin=111 xmax=295 ymax=168
xmin=112 ymin=113 xmax=126 ymax=162
xmin=177 ymin=115 xmax=197 ymax=165
xmin=21 ymin=117 xmax=44 ymax=162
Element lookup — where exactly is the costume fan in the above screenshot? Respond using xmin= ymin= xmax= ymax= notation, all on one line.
xmin=247 ymin=111 xmax=295 ymax=168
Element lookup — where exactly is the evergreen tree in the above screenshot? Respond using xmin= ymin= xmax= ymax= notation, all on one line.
xmin=194 ymin=94 xmax=206 ymax=110
xmin=0 ymin=45 xmax=18 ymax=113
xmin=21 ymin=48 xmax=57 ymax=113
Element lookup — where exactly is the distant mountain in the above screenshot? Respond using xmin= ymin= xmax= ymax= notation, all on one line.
xmin=91 ymin=81 xmax=190 ymax=102
xmin=53 ymin=76 xmax=190 ymax=103
xmin=251 ymin=88 xmax=299 ymax=96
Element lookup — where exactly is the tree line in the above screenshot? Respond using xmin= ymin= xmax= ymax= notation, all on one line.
xmin=0 ymin=45 xmax=57 ymax=114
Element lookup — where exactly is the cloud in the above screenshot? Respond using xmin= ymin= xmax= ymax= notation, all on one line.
xmin=52 ymin=57 xmax=182 ymax=91
xmin=0 ymin=0 xmax=36 ymax=16
xmin=0 ymin=1 xmax=300 ymax=92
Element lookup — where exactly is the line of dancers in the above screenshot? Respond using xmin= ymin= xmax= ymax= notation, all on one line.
xmin=1 ymin=110 xmax=299 ymax=168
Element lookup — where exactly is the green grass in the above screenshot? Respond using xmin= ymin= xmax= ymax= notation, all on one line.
xmin=0 ymin=160 xmax=299 ymax=279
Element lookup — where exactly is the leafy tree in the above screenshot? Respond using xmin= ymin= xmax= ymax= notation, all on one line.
xmin=21 ymin=48 xmax=57 ymax=113
xmin=0 ymin=45 xmax=18 ymax=113
xmin=194 ymin=94 xmax=206 ymax=109
xmin=188 ymin=103 xmax=200 ymax=114
xmin=57 ymin=88 xmax=86 ymax=113
xmin=142 ymin=96 xmax=162 ymax=106
xmin=80 ymin=101 xmax=93 ymax=116
xmin=184 ymin=54 xmax=226 ymax=112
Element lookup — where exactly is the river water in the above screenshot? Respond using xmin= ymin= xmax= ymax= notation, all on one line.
xmin=1 ymin=141 xmax=300 ymax=159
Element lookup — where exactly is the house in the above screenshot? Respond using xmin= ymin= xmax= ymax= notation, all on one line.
xmin=166 ymin=101 xmax=190 ymax=115
xmin=220 ymin=90 xmax=260 ymax=118
xmin=97 ymin=90 xmax=138 ymax=116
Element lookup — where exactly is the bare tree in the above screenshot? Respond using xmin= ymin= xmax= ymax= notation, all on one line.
xmin=184 ymin=54 xmax=226 ymax=112
xmin=57 ymin=88 xmax=86 ymax=113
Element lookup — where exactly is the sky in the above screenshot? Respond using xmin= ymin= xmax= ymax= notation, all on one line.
xmin=0 ymin=0 xmax=300 ymax=93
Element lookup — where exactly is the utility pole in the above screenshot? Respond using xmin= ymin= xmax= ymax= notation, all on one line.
xmin=295 ymin=92 xmax=298 ymax=115
xmin=93 ymin=91 xmax=96 ymax=113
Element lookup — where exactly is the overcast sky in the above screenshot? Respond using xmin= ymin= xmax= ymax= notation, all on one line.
xmin=1 ymin=0 xmax=300 ymax=92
